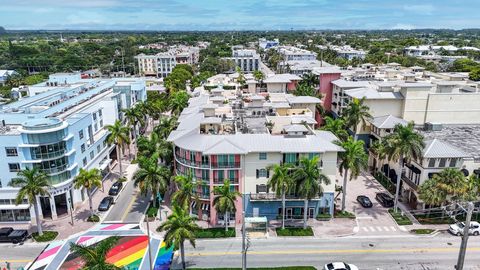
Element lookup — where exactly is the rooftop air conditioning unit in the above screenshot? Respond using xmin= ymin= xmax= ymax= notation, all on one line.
xmin=424 ymin=122 xmax=443 ymax=131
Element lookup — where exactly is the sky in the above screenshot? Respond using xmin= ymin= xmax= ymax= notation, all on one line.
xmin=1 ymin=0 xmax=480 ymax=31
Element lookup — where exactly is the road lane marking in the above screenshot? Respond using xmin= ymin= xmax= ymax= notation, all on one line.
xmin=185 ymin=247 xmax=480 ymax=257
xmin=121 ymin=189 xmax=138 ymax=222
xmin=0 ymin=259 xmax=32 ymax=263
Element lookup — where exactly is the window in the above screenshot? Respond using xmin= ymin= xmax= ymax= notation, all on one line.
xmin=79 ymin=130 xmax=84 ymax=139
xmin=98 ymin=109 xmax=103 ymax=117
xmin=97 ymin=145 xmax=101 ymax=153
xmin=428 ymin=159 xmax=436 ymax=167
xmin=259 ymin=152 xmax=267 ymax=160
xmin=439 ymin=158 xmax=446 ymax=168
xmin=5 ymin=147 xmax=18 ymax=157
xmin=257 ymin=168 xmax=268 ymax=178
xmin=449 ymin=158 xmax=457 ymax=167
xmin=256 ymin=184 xmax=268 ymax=193
xmin=8 ymin=163 xmax=20 ymax=172
xmin=93 ymin=113 xmax=97 ymax=121
xmin=90 ymin=151 xmax=94 ymax=159
xmin=81 ymin=144 xmax=85 ymax=153
xmin=82 ymin=157 xmax=87 ymax=166
xmin=99 ymin=119 xmax=104 ymax=127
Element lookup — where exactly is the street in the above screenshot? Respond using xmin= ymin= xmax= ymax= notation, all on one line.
xmin=0 ymin=243 xmax=46 ymax=269
xmin=174 ymin=234 xmax=480 ymax=270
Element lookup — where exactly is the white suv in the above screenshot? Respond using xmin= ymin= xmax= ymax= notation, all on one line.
xmin=449 ymin=221 xmax=480 ymax=236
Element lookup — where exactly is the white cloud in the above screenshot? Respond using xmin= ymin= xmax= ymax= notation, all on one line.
xmin=391 ymin=23 xmax=416 ymax=30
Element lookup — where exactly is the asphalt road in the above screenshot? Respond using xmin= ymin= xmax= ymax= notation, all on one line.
xmin=103 ymin=178 xmax=150 ymax=223
xmin=174 ymin=233 xmax=480 ymax=270
xmin=0 ymin=243 xmax=46 ymax=269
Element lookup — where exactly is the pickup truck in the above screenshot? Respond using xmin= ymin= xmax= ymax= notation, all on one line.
xmin=0 ymin=227 xmax=28 ymax=244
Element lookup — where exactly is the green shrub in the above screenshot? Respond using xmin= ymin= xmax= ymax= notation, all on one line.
xmin=316 ymin=213 xmax=332 ymax=220
xmin=118 ymin=177 xmax=127 ymax=183
xmin=334 ymin=211 xmax=356 ymax=219
xmin=276 ymin=227 xmax=314 ymax=237
xmin=32 ymin=231 xmax=58 ymax=242
xmin=373 ymin=172 xmax=396 ymax=194
xmin=188 ymin=267 xmax=316 ymax=270
xmin=87 ymin=214 xmax=100 ymax=222
xmin=411 ymin=229 xmax=435 ymax=234
xmin=413 ymin=213 xmax=454 ymax=225
xmin=388 ymin=209 xmax=413 ymax=225
xmin=194 ymin=228 xmax=235 ymax=238
xmin=147 ymin=205 xmax=159 ymax=218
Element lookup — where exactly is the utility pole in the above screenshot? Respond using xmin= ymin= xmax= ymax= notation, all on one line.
xmin=145 ymin=216 xmax=154 ymax=270
xmin=241 ymin=194 xmax=247 ymax=270
xmin=455 ymin=202 xmax=474 ymax=270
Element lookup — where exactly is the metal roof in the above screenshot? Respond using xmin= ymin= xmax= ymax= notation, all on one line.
xmin=369 ymin=115 xmax=407 ymax=129
xmin=344 ymin=88 xmax=403 ymax=100
xmin=423 ymin=139 xmax=469 ymax=158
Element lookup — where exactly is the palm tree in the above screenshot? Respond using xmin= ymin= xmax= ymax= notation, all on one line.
xmin=384 ymin=122 xmax=425 ymax=212
xmin=292 ymin=156 xmax=331 ymax=229
xmin=122 ymin=106 xmax=144 ymax=141
xmin=154 ymin=116 xmax=178 ymax=140
xmin=342 ymin=97 xmax=372 ymax=140
xmin=433 ymin=168 xmax=470 ymax=201
xmin=418 ymin=178 xmax=447 ymax=216
xmin=169 ymin=91 xmax=189 ymax=115
xmin=73 ymin=168 xmax=102 ymax=217
xmin=321 ymin=116 xmax=349 ymax=142
xmin=158 ymin=205 xmax=200 ymax=270
xmin=69 ymin=236 xmax=121 ymax=270
xmin=133 ymin=158 xmax=171 ymax=208
xmin=369 ymin=140 xmax=388 ymax=172
xmin=336 ymin=138 xmax=369 ymax=211
xmin=301 ymin=72 xmax=319 ymax=88
xmin=106 ymin=120 xmax=130 ymax=175
xmin=212 ymin=179 xmax=241 ymax=232
xmin=253 ymin=70 xmax=265 ymax=83
xmin=268 ymin=163 xmax=293 ymax=229
xmin=137 ymin=133 xmax=159 ymax=158
xmin=9 ymin=168 xmax=50 ymax=236
xmin=172 ymin=174 xmax=198 ymax=214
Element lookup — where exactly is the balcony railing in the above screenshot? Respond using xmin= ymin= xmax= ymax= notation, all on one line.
xmin=401 ymin=174 xmax=418 ymax=191
xmin=175 ymin=156 xmax=210 ymax=168
xmin=213 ymin=179 xmax=239 ymax=185
xmin=31 ymin=149 xmax=66 ymax=160
xmin=211 ymin=162 xmax=241 ymax=169
xmin=249 ymin=193 xmax=319 ymax=201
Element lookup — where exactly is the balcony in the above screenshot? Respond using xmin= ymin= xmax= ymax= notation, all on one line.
xmin=401 ymin=174 xmax=418 ymax=191
xmin=211 ymin=162 xmax=241 ymax=169
xmin=249 ymin=193 xmax=318 ymax=201
xmin=175 ymin=156 xmax=210 ymax=168
xmin=213 ymin=178 xmax=239 ymax=185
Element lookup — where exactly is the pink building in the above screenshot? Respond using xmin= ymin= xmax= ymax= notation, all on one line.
xmin=316 ymin=68 xmax=341 ymax=125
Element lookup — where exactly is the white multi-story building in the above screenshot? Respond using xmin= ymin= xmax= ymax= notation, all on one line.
xmin=277 ymin=46 xmax=317 ymax=61
xmin=136 ymin=46 xmax=200 ymax=78
xmin=0 ymin=73 xmax=146 ymax=223
xmin=331 ymin=45 xmax=366 ymax=60
xmin=167 ymin=83 xmax=342 ymax=226
xmin=224 ymin=48 xmax=260 ymax=72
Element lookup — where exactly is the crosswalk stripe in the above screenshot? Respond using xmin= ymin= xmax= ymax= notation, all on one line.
xmin=362 ymin=227 xmax=368 ymax=232
xmin=376 ymin=226 xmax=383 ymax=232
xmin=383 ymin=226 xmax=390 ymax=231
xmin=390 ymin=226 xmax=397 ymax=231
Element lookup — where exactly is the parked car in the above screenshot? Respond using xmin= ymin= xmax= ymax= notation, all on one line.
xmin=449 ymin=221 xmax=480 ymax=236
xmin=375 ymin=193 xmax=394 ymax=208
xmin=324 ymin=262 xmax=359 ymax=270
xmin=98 ymin=196 xmax=114 ymax=211
xmin=356 ymin=195 xmax=373 ymax=208
xmin=0 ymin=227 xmax=28 ymax=244
xmin=108 ymin=182 xmax=123 ymax=196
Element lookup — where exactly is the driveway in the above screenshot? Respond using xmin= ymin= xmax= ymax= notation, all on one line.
xmin=339 ymin=171 xmax=407 ymax=236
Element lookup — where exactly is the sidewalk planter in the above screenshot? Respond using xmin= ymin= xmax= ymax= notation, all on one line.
xmin=276 ymin=227 xmax=314 ymax=236
xmin=32 ymin=231 xmax=58 ymax=242
xmin=388 ymin=209 xmax=413 ymax=225
xmin=194 ymin=228 xmax=235 ymax=238
xmin=87 ymin=214 xmax=100 ymax=222
xmin=413 ymin=213 xmax=455 ymax=225
xmin=411 ymin=228 xmax=436 ymax=234
xmin=316 ymin=213 xmax=332 ymax=221
xmin=334 ymin=211 xmax=356 ymax=219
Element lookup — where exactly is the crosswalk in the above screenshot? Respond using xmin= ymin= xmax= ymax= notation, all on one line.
xmin=361 ymin=226 xmax=399 ymax=232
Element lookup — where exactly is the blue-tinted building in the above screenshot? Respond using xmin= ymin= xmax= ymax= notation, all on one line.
xmin=0 ymin=73 xmax=146 ymax=223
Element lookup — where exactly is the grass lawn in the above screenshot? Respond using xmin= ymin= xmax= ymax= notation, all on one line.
xmin=411 ymin=229 xmax=435 ymax=234
xmin=413 ymin=213 xmax=454 ymax=225
xmin=334 ymin=210 xmax=356 ymax=219
xmin=32 ymin=231 xmax=58 ymax=242
xmin=189 ymin=267 xmax=317 ymax=270
xmin=388 ymin=209 xmax=413 ymax=225
xmin=194 ymin=228 xmax=236 ymax=238
xmin=276 ymin=227 xmax=314 ymax=237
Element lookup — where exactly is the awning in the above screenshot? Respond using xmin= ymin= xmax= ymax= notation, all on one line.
xmin=202 ymin=203 xmax=210 ymax=211
xmin=191 ymin=201 xmax=197 ymax=209
xmin=410 ymin=165 xmax=421 ymax=174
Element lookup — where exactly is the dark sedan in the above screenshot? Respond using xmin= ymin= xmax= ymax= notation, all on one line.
xmin=108 ymin=182 xmax=123 ymax=196
xmin=376 ymin=192 xmax=394 ymax=208
xmin=356 ymin=195 xmax=373 ymax=208
xmin=98 ymin=196 xmax=114 ymax=211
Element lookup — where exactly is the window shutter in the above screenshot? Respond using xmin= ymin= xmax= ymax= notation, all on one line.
xmin=266 ymin=169 xmax=270 ymax=178
xmin=256 ymin=169 xmax=259 ymax=178
xmin=256 ymin=185 xmax=259 ymax=193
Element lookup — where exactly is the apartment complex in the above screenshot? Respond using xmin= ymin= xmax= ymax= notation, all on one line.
xmin=331 ymin=45 xmax=366 ymax=60
xmin=135 ymin=46 xmax=200 ymax=78
xmin=224 ymin=47 xmax=260 ymax=72
xmin=168 ymin=81 xmax=342 ymax=225
xmin=0 ymin=73 xmax=146 ymax=223
xmin=275 ymin=46 xmax=330 ymax=75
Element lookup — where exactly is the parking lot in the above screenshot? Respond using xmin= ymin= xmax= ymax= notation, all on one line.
xmin=338 ymin=172 xmax=408 ymax=236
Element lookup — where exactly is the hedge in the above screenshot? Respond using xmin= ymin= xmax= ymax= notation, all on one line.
xmin=388 ymin=209 xmax=413 ymax=225
xmin=276 ymin=227 xmax=314 ymax=237
xmin=334 ymin=211 xmax=356 ymax=219
xmin=32 ymin=231 xmax=58 ymax=242
xmin=194 ymin=228 xmax=236 ymax=238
